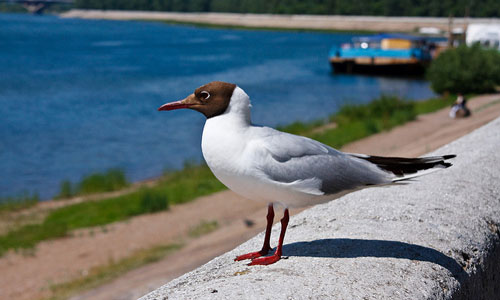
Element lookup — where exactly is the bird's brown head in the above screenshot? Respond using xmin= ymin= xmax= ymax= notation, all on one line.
xmin=158 ymin=81 xmax=237 ymax=119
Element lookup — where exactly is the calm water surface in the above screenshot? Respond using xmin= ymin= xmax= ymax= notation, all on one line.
xmin=0 ymin=13 xmax=437 ymax=200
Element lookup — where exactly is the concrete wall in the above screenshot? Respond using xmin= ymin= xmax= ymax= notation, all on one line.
xmin=141 ymin=117 xmax=500 ymax=300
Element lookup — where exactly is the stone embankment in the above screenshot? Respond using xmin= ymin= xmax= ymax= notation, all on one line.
xmin=141 ymin=116 xmax=500 ymax=299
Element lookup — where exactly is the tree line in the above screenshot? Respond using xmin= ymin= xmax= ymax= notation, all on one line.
xmin=74 ymin=0 xmax=500 ymax=17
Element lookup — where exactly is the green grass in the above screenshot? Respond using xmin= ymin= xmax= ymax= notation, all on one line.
xmin=158 ymin=163 xmax=226 ymax=205
xmin=56 ymin=168 xmax=130 ymax=199
xmin=279 ymin=95 xmax=458 ymax=149
xmin=276 ymin=119 xmax=327 ymax=135
xmin=414 ymin=94 xmax=456 ymax=114
xmin=189 ymin=220 xmax=219 ymax=238
xmin=0 ymin=193 xmax=39 ymax=213
xmin=0 ymin=164 xmax=224 ymax=256
xmin=280 ymin=95 xmax=420 ymax=148
xmin=46 ymin=243 xmax=182 ymax=300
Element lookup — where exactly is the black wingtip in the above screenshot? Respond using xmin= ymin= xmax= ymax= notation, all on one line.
xmin=352 ymin=153 xmax=457 ymax=176
xmin=442 ymin=162 xmax=453 ymax=168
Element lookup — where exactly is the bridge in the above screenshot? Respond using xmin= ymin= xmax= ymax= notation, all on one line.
xmin=0 ymin=0 xmax=74 ymax=14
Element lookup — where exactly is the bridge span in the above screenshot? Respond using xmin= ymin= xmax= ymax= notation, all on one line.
xmin=0 ymin=0 xmax=74 ymax=14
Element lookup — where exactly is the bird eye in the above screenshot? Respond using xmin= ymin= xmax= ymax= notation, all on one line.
xmin=200 ymin=91 xmax=210 ymax=100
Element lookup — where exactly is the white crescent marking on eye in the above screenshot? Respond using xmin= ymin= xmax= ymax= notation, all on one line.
xmin=201 ymin=91 xmax=210 ymax=100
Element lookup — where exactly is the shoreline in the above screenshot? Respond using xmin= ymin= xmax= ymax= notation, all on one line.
xmin=60 ymin=9 xmax=500 ymax=33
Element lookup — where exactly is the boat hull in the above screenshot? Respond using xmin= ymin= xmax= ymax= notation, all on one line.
xmin=329 ymin=57 xmax=429 ymax=75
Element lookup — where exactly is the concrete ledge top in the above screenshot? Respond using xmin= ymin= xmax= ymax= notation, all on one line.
xmin=141 ymin=117 xmax=500 ymax=300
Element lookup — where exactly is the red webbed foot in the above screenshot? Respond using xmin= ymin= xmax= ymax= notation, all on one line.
xmin=235 ymin=205 xmax=289 ymax=267
xmin=234 ymin=249 xmax=269 ymax=261
xmin=248 ymin=253 xmax=282 ymax=266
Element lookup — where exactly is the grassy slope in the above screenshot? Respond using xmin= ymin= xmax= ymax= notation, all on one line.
xmin=0 ymin=94 xmax=456 ymax=256
xmin=0 ymin=165 xmax=224 ymax=256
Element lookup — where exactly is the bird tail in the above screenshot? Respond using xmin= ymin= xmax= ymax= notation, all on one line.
xmin=349 ymin=154 xmax=456 ymax=182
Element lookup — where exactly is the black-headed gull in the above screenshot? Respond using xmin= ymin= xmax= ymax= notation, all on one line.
xmin=158 ymin=81 xmax=455 ymax=266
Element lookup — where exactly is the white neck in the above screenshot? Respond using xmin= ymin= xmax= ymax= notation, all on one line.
xmin=201 ymin=86 xmax=253 ymax=167
xmin=215 ymin=86 xmax=251 ymax=126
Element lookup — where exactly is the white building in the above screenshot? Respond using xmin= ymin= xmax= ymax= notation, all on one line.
xmin=466 ymin=24 xmax=500 ymax=50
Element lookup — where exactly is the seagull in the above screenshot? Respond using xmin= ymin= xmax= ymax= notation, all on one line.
xmin=158 ymin=81 xmax=455 ymax=266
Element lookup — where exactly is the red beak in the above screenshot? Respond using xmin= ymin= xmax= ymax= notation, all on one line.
xmin=158 ymin=100 xmax=191 ymax=111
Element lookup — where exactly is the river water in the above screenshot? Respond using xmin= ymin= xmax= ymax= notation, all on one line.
xmin=0 ymin=13 xmax=437 ymax=200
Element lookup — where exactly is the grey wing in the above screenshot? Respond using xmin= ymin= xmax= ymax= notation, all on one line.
xmin=251 ymin=128 xmax=392 ymax=195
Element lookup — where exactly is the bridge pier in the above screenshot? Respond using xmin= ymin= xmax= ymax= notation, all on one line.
xmin=22 ymin=2 xmax=46 ymax=14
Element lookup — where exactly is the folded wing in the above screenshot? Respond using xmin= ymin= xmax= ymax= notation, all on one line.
xmin=249 ymin=127 xmax=392 ymax=196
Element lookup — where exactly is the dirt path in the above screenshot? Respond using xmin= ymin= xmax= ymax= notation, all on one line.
xmin=342 ymin=94 xmax=500 ymax=157
xmin=1 ymin=94 xmax=499 ymax=300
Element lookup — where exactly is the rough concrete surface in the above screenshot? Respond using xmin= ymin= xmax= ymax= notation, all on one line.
xmin=141 ymin=117 xmax=500 ymax=300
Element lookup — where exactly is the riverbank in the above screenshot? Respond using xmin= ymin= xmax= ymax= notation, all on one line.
xmin=59 ymin=9 xmax=500 ymax=32
xmin=1 ymin=93 xmax=499 ymax=300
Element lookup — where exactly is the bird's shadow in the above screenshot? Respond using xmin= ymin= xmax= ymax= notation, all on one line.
xmin=282 ymin=238 xmax=467 ymax=280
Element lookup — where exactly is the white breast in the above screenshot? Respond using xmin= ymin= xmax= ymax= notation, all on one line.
xmin=200 ymin=86 xmax=334 ymax=207
xmin=202 ymin=118 xmax=326 ymax=207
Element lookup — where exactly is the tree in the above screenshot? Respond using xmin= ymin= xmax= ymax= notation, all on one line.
xmin=427 ymin=44 xmax=500 ymax=94
xmin=74 ymin=0 xmax=500 ymax=17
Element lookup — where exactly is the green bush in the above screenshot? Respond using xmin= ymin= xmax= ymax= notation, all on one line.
xmin=138 ymin=188 xmax=169 ymax=213
xmin=0 ymin=193 xmax=39 ymax=213
xmin=276 ymin=119 xmax=326 ymax=135
xmin=309 ymin=95 xmax=416 ymax=147
xmin=333 ymin=95 xmax=415 ymax=128
xmin=78 ymin=168 xmax=129 ymax=195
xmin=277 ymin=95 xmax=417 ymax=148
xmin=414 ymin=95 xmax=456 ymax=114
xmin=427 ymin=44 xmax=500 ymax=94
xmin=57 ymin=180 xmax=73 ymax=199
xmin=56 ymin=168 xmax=130 ymax=199
xmin=0 ymin=164 xmax=225 ymax=256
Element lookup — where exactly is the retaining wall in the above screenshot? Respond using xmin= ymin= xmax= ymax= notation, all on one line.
xmin=141 ymin=117 xmax=500 ymax=300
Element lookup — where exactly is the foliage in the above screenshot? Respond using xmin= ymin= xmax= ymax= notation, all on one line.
xmin=427 ymin=44 xmax=500 ymax=94
xmin=280 ymin=95 xmax=417 ymax=148
xmin=78 ymin=168 xmax=129 ymax=195
xmin=414 ymin=94 xmax=456 ymax=114
xmin=0 ymin=3 xmax=26 ymax=13
xmin=276 ymin=119 xmax=326 ymax=136
xmin=138 ymin=188 xmax=169 ymax=213
xmin=159 ymin=164 xmax=226 ymax=205
xmin=0 ymin=165 xmax=223 ymax=256
xmin=57 ymin=180 xmax=73 ymax=199
xmin=0 ymin=193 xmax=39 ymax=213
xmin=74 ymin=0 xmax=500 ymax=17
xmin=56 ymin=168 xmax=129 ymax=199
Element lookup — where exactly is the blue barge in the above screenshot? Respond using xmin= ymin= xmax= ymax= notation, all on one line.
xmin=329 ymin=33 xmax=434 ymax=75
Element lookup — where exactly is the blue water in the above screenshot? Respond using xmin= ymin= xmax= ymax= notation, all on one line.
xmin=0 ymin=13 xmax=437 ymax=200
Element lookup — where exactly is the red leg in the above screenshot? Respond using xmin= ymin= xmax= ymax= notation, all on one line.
xmin=235 ymin=203 xmax=274 ymax=261
xmin=248 ymin=208 xmax=289 ymax=266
